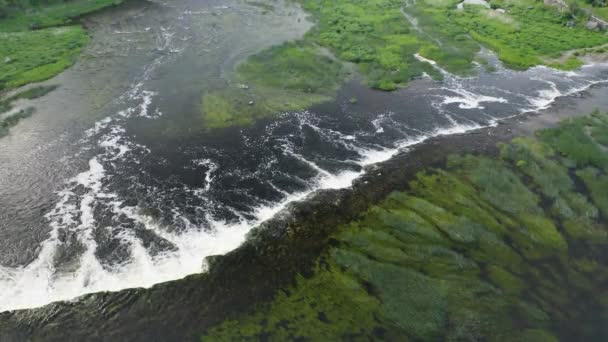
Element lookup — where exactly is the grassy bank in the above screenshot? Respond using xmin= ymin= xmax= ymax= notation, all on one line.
xmin=202 ymin=111 xmax=608 ymax=340
xmin=202 ymin=0 xmax=608 ymax=128
xmin=0 ymin=0 xmax=122 ymax=137
xmin=0 ymin=26 xmax=89 ymax=90
xmin=0 ymin=0 xmax=122 ymax=91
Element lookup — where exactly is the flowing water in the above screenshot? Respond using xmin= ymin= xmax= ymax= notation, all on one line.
xmin=1 ymin=0 xmax=608 ymax=312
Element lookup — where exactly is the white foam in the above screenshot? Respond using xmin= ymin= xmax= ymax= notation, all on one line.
xmin=3 ymin=28 xmax=608 ymax=313
xmin=442 ymin=87 xmax=507 ymax=109
xmin=414 ymin=53 xmax=437 ymax=66
xmin=193 ymin=158 xmax=218 ymax=192
xmin=526 ymin=80 xmax=561 ymax=111
xmin=371 ymin=115 xmax=386 ymax=133
xmin=0 ymin=35 xmax=183 ymax=311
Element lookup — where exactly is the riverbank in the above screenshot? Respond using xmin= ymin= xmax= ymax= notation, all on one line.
xmin=0 ymin=0 xmax=126 ymax=91
xmin=201 ymin=0 xmax=608 ymax=129
xmin=1 ymin=84 xmax=606 ymax=340
xmin=0 ymin=0 xmax=128 ymax=138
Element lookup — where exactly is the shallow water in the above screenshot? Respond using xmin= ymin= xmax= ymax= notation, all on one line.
xmin=1 ymin=0 xmax=608 ymax=312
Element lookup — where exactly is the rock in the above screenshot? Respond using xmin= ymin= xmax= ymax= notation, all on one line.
xmin=3 ymin=56 xmax=11 ymax=64
xmin=566 ymin=20 xmax=576 ymax=28
xmin=527 ymin=5 xmax=534 ymax=9
xmin=248 ymin=101 xmax=254 ymax=105
xmin=496 ymin=8 xmax=506 ymax=14
xmin=586 ymin=20 xmax=600 ymax=31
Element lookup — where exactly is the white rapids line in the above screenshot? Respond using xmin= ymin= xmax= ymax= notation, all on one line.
xmin=1 ymin=43 xmax=608 ymax=313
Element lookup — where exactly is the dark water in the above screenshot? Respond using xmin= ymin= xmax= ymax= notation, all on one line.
xmin=1 ymin=0 xmax=608 ymax=311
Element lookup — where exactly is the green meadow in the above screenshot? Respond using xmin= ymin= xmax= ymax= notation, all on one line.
xmin=0 ymin=0 xmax=122 ymax=91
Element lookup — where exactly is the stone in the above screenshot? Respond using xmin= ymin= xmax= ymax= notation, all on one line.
xmin=586 ymin=21 xmax=600 ymax=31
xmin=3 ymin=56 xmax=11 ymax=64
xmin=566 ymin=21 xmax=576 ymax=28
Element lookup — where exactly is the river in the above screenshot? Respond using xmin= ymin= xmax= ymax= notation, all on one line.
xmin=1 ymin=0 xmax=608 ymax=312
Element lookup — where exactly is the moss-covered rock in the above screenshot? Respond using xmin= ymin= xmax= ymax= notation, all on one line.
xmin=203 ymin=112 xmax=608 ymax=341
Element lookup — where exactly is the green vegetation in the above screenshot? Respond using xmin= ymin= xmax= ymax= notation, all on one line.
xmin=413 ymin=0 xmax=608 ymax=70
xmin=0 ymin=106 xmax=34 ymax=137
xmin=203 ymin=0 xmax=608 ymax=128
xmin=0 ymin=0 xmax=122 ymax=91
xmin=0 ymin=26 xmax=89 ymax=90
xmin=0 ymin=84 xmax=54 ymax=136
xmin=202 ymin=111 xmax=608 ymax=340
xmin=0 ymin=84 xmax=57 ymax=113
xmin=567 ymin=0 xmax=608 ymax=22
xmin=0 ymin=0 xmax=121 ymax=31
xmin=300 ymin=0 xmax=443 ymax=89
xmin=201 ymin=42 xmax=348 ymax=128
xmin=0 ymin=0 xmax=121 ymax=136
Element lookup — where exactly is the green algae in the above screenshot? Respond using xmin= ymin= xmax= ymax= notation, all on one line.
xmin=516 ymin=329 xmax=558 ymax=342
xmin=0 ymin=106 xmax=34 ymax=137
xmin=577 ymin=167 xmax=608 ymax=217
xmin=201 ymin=42 xmax=348 ymax=128
xmin=0 ymin=84 xmax=57 ymax=114
xmin=486 ymin=265 xmax=525 ymax=296
xmin=202 ymin=111 xmax=608 ymax=341
xmin=537 ymin=112 xmax=608 ymax=170
xmin=200 ymin=269 xmax=384 ymax=341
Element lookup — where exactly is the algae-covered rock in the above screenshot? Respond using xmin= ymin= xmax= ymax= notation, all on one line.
xmin=203 ymin=112 xmax=608 ymax=341
xmin=486 ymin=265 xmax=525 ymax=296
xmin=516 ymin=329 xmax=558 ymax=342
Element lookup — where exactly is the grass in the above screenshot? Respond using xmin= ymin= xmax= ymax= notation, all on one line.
xmin=201 ymin=111 xmax=608 ymax=340
xmin=0 ymin=0 xmax=121 ymax=137
xmin=201 ymin=42 xmax=348 ymax=128
xmin=0 ymin=0 xmax=122 ymax=92
xmin=0 ymin=26 xmax=89 ymax=91
xmin=300 ymin=0 xmax=442 ymax=89
xmin=567 ymin=0 xmax=608 ymax=22
xmin=0 ymin=0 xmax=122 ymax=32
xmin=202 ymin=0 xmax=608 ymax=128
xmin=413 ymin=0 xmax=608 ymax=70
